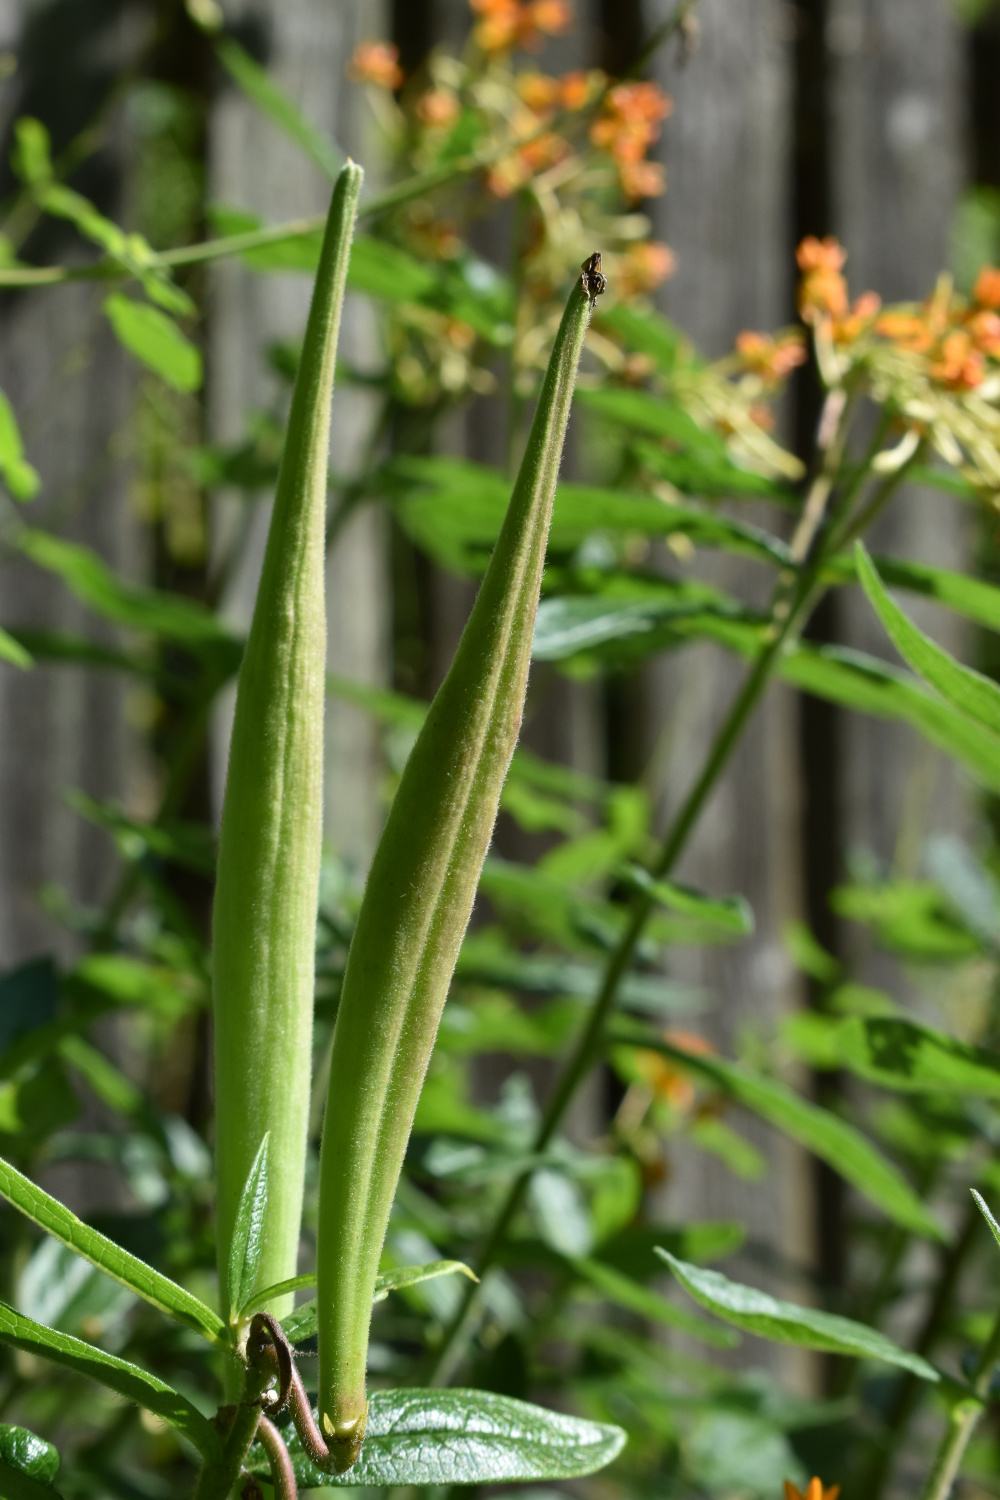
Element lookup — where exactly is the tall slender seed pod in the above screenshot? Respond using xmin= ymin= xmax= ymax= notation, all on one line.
xmin=315 ymin=255 xmax=604 ymax=1468
xmin=213 ymin=162 xmax=363 ymax=1333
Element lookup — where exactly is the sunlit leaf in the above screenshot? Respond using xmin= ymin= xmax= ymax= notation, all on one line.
xmin=0 ymin=391 xmax=39 ymax=501
xmin=103 ymin=294 xmax=202 ymax=392
xmin=247 ymin=1389 xmax=626 ymax=1484
xmin=274 ymin=1260 xmax=477 ymax=1342
xmin=0 ymin=627 xmax=32 ymax=669
xmin=229 ymin=1133 xmax=269 ymax=1323
xmin=657 ymin=1251 xmax=939 ymax=1379
xmin=216 ymin=37 xmax=342 ymax=180
xmin=0 ymin=1301 xmax=222 ymax=1457
xmin=0 ymin=1156 xmax=225 ymax=1344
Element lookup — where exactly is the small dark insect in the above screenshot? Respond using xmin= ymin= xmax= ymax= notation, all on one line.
xmin=580 ymin=251 xmax=607 ymax=304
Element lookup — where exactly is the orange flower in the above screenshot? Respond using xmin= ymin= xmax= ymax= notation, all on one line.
xmin=471 ymin=0 xmax=571 ymax=53
xmin=634 ymin=1029 xmax=717 ymax=1113
xmin=874 ymin=309 xmax=934 ymax=352
xmin=833 ymin=289 xmax=881 ymax=344
xmin=348 ymin=40 xmax=403 ymax=90
xmin=967 ymin=308 xmax=1000 ymax=356
xmin=485 ymin=153 xmax=533 ymax=197
xmin=930 ymin=329 xmax=984 ymax=390
xmin=784 ymin=1480 xmax=839 ymax=1500
xmin=973 ymin=264 xmax=1000 ymax=310
xmin=619 ymin=159 xmax=666 ymax=202
xmin=559 ymin=69 xmax=600 ymax=110
xmin=736 ymin=329 xmax=807 ymax=382
xmin=796 ymin=235 xmax=847 ymax=273
xmin=416 ymin=88 xmax=461 ymax=129
xmin=516 ymin=71 xmax=562 ymax=112
xmin=618 ymin=240 xmax=677 ymax=298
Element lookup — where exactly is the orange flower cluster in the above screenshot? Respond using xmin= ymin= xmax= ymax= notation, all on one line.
xmin=470 ymin=0 xmax=572 ymax=54
xmin=590 ymin=81 xmax=671 ymax=201
xmin=796 ymin=235 xmax=849 ymax=321
xmin=347 ymin=41 xmax=403 ymax=90
xmin=617 ymin=241 xmax=677 ymax=298
xmin=486 ymin=130 xmax=571 ymax=196
xmin=515 ymin=68 xmax=600 ymax=114
xmin=416 ymin=87 xmax=461 ymax=130
xmin=874 ymin=268 xmax=1000 ymax=390
xmin=736 ymin=328 xmax=807 ymax=384
xmin=634 ymin=1030 xmax=716 ymax=1114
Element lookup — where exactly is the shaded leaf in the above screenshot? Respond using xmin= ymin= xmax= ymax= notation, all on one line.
xmin=273 ymin=1261 xmax=477 ymax=1342
xmin=619 ymin=865 xmax=754 ymax=937
xmin=0 ymin=1156 xmax=225 ymax=1344
xmin=0 ymin=1301 xmax=222 ymax=1458
xmin=569 ymin=1257 xmax=739 ymax=1348
xmin=833 ymin=1015 xmax=1000 ymax=1096
xmin=0 ymin=1459 xmax=62 ymax=1500
xmin=657 ymin=1251 xmax=939 ymax=1379
xmin=0 ymin=628 xmax=31 ymax=670
xmin=248 ymin=1388 xmax=626 ymax=1485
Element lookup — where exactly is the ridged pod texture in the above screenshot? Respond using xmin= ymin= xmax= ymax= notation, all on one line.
xmin=212 ymin=163 xmax=363 ymax=1326
xmin=316 ymin=266 xmax=596 ymax=1461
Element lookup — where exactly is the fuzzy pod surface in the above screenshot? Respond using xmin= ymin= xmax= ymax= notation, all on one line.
xmin=213 ymin=162 xmax=363 ymax=1327
xmin=315 ymin=262 xmax=599 ymax=1464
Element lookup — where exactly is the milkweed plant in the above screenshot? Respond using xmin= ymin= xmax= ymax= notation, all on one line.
xmin=4 ymin=4 xmax=1000 ymax=1500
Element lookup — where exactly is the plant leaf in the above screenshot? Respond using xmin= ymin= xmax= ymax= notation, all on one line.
xmin=618 ymin=865 xmax=754 ymax=937
xmin=0 ymin=1156 xmax=225 ymax=1344
xmin=228 ymin=1132 xmax=269 ymax=1323
xmin=266 ymin=1261 xmax=477 ymax=1341
xmin=0 ymin=391 xmax=40 ymax=501
xmin=833 ymin=1016 xmax=1000 ymax=1096
xmin=103 ymin=295 xmax=202 ymax=392
xmin=0 ymin=1425 xmax=59 ymax=1489
xmin=972 ymin=1189 xmax=1000 ymax=1254
xmin=247 ymin=1389 xmax=625 ymax=1485
xmin=0 ymin=1301 xmax=222 ymax=1459
xmin=0 ymin=627 xmax=32 ymax=670
xmin=0 ymin=1459 xmax=62 ymax=1500
xmin=856 ymin=542 xmax=1000 ymax=735
xmin=656 ymin=1251 xmax=939 ymax=1380
xmin=216 ymin=37 xmax=343 ymax=181
xmin=609 ymin=1024 xmax=943 ymax=1240
xmin=569 ymin=1257 xmax=739 ymax=1347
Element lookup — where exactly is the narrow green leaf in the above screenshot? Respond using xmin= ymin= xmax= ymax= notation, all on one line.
xmin=17 ymin=529 xmax=235 ymax=651
xmin=972 ymin=1190 xmax=1000 ymax=1254
xmin=0 ymin=1459 xmax=62 ymax=1500
xmin=856 ymin=541 xmax=1000 ymax=736
xmin=0 ymin=1301 xmax=222 ymax=1459
xmin=618 ymin=866 xmax=754 ymax=937
xmin=657 ymin=1251 xmax=939 ymax=1380
xmin=569 ymin=1257 xmax=739 ymax=1347
xmin=825 ymin=551 xmax=1000 ymax=634
xmin=228 ymin=1133 xmax=269 ymax=1323
xmin=255 ymin=1261 xmax=478 ymax=1339
xmin=216 ymin=37 xmax=343 ymax=182
xmin=10 ymin=118 xmax=52 ymax=186
xmin=834 ymin=1016 xmax=1000 ymax=1096
xmin=0 ymin=392 xmax=39 ymax=501
xmin=247 ymin=1389 xmax=626 ymax=1485
xmin=0 ymin=1156 xmax=225 ymax=1344
xmin=609 ymin=1024 xmax=943 ymax=1240
xmin=0 ymin=628 xmax=32 ymax=670
xmin=0 ymin=1425 xmax=59 ymax=1488
xmin=103 ymin=295 xmax=202 ymax=392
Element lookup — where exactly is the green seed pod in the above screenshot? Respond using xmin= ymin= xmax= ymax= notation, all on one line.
xmin=213 ymin=162 xmax=363 ymax=1331
xmin=316 ymin=256 xmax=602 ymax=1468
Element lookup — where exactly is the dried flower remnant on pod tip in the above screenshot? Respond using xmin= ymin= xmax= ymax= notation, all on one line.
xmin=580 ymin=251 xmax=607 ymax=304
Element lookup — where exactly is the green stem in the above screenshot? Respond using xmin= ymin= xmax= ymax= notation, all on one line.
xmin=193 ymin=1369 xmax=270 ymax=1500
xmin=918 ymin=1307 xmax=1000 ymax=1500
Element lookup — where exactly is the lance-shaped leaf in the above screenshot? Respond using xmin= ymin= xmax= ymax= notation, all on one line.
xmin=255 ymin=1260 xmax=478 ymax=1340
xmin=316 ymin=262 xmax=599 ymax=1463
xmin=0 ymin=1424 xmax=60 ymax=1499
xmin=247 ymin=1389 xmax=625 ymax=1486
xmin=609 ymin=1023 xmax=942 ymax=1240
xmin=213 ymin=163 xmax=363 ymax=1323
xmin=0 ymin=1302 xmax=222 ymax=1460
xmin=0 ymin=627 xmax=32 ymax=670
xmin=0 ymin=391 xmax=40 ymax=501
xmin=228 ymin=1133 xmax=269 ymax=1325
xmin=657 ymin=1251 xmax=939 ymax=1380
xmin=973 ymin=1190 xmax=1000 ymax=1255
xmin=0 ymin=1156 xmax=224 ymax=1344
xmin=856 ymin=541 xmax=1000 ymax=737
